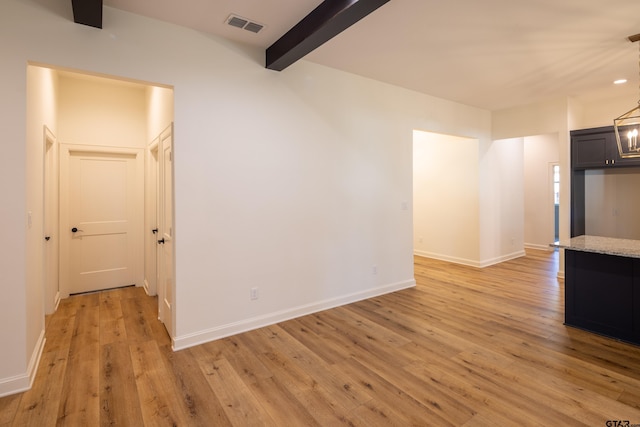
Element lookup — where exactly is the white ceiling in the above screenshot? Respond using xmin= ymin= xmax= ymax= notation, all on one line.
xmin=102 ymin=0 xmax=640 ymax=111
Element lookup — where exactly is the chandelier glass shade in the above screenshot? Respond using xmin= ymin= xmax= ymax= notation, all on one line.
xmin=614 ymin=104 xmax=640 ymax=158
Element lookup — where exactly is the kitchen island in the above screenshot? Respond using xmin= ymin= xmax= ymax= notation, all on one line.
xmin=554 ymin=235 xmax=640 ymax=346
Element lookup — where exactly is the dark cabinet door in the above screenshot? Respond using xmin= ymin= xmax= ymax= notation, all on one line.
xmin=565 ymin=249 xmax=640 ymax=345
xmin=571 ymin=130 xmax=614 ymax=169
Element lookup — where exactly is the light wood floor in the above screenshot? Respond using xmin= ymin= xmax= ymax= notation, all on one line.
xmin=2 ymin=249 xmax=640 ymax=426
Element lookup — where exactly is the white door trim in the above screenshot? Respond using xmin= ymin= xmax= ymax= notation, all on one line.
xmin=144 ymin=138 xmax=160 ymax=296
xmin=158 ymin=123 xmax=175 ymax=338
xmin=43 ymin=126 xmax=60 ymax=314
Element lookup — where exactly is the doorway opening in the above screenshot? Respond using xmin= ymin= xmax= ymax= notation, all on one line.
xmin=523 ymin=133 xmax=560 ymax=251
xmin=553 ymin=163 xmax=560 ymax=243
xmin=27 ymin=64 xmax=175 ymax=337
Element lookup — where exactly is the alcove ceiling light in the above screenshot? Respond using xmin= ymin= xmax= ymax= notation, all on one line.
xmin=614 ymin=33 xmax=640 ymax=158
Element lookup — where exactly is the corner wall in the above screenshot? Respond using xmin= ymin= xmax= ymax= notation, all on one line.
xmin=492 ymin=98 xmax=571 ymax=275
xmin=479 ymin=137 xmax=525 ymax=265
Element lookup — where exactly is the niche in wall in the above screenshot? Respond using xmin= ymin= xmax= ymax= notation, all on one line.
xmin=413 ymin=130 xmax=480 ymax=265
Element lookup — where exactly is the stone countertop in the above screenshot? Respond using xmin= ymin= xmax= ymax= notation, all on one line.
xmin=552 ymin=235 xmax=640 ymax=259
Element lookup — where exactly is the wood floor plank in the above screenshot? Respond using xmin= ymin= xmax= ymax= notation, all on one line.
xmin=334 ymin=357 xmax=451 ymax=426
xmin=351 ymin=398 xmax=411 ymax=427
xmin=57 ymin=306 xmax=100 ymax=426
xmin=99 ymin=291 xmax=128 ymax=345
xmin=294 ymin=388 xmax=368 ymax=427
xmin=130 ymin=340 xmax=191 ymax=426
xmin=279 ymin=315 xmax=355 ymax=364
xmin=199 ymin=335 xmax=274 ymax=385
xmin=11 ymin=350 xmax=67 ymax=426
xmin=0 ymin=393 xmax=20 ymax=427
xmin=240 ymin=326 xmax=371 ymax=424
xmin=100 ymin=342 xmax=144 ymax=427
xmin=159 ymin=345 xmax=233 ymax=426
xmin=247 ymin=375 xmax=321 ymax=427
xmin=258 ymin=324 xmax=373 ymax=409
xmin=197 ymin=356 xmax=276 ymax=426
xmin=120 ymin=296 xmax=161 ymax=345
xmin=43 ymin=300 xmax=81 ymax=354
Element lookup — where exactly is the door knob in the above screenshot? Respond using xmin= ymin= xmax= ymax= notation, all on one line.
xmin=157 ymin=238 xmax=165 ymax=244
xmin=71 ymin=227 xmax=83 ymax=233
xmin=152 ymin=228 xmax=158 ymax=234
xmin=44 ymin=236 xmax=51 ymax=241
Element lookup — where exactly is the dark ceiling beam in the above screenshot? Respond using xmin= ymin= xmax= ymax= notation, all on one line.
xmin=71 ymin=0 xmax=103 ymax=29
xmin=266 ymin=0 xmax=390 ymax=71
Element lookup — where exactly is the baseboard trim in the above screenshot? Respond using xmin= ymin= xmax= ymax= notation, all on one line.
xmin=172 ymin=279 xmax=416 ymax=351
xmin=479 ymin=250 xmax=526 ymax=268
xmin=524 ymin=243 xmax=554 ymax=252
xmin=413 ymin=249 xmax=526 ymax=268
xmin=413 ymin=250 xmax=482 ymax=268
xmin=0 ymin=329 xmax=46 ymax=398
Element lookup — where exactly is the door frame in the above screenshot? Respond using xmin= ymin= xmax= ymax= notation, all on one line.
xmin=43 ymin=126 xmax=59 ymax=314
xmin=145 ymin=138 xmax=160 ymax=297
xmin=157 ymin=124 xmax=175 ymax=337
xmin=58 ymin=143 xmax=144 ymax=298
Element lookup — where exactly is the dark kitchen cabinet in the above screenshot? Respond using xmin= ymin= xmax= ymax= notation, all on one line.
xmin=571 ymin=129 xmax=617 ymax=168
xmin=570 ymin=126 xmax=640 ymax=237
xmin=564 ymin=249 xmax=640 ymax=345
xmin=571 ymin=126 xmax=640 ymax=169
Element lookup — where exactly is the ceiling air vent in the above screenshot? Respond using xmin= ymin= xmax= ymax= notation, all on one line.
xmin=226 ymin=14 xmax=265 ymax=34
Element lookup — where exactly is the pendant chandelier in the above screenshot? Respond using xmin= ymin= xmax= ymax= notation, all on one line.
xmin=615 ymin=33 xmax=640 ymax=158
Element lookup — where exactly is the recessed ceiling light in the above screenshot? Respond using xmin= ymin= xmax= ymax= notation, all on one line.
xmin=614 ymin=79 xmax=628 ymax=85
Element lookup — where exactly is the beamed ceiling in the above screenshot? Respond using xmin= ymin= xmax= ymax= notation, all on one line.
xmin=72 ymin=0 xmax=640 ymax=111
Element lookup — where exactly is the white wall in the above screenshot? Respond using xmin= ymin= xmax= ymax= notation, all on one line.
xmin=492 ymin=98 xmax=572 ymax=278
xmin=1 ymin=0 xmax=495 ymax=392
xmin=585 ymin=168 xmax=640 ymax=239
xmin=523 ymin=133 xmax=559 ymax=249
xmin=5 ymin=64 xmax=59 ymax=396
xmin=147 ymin=86 xmax=173 ymax=140
xmin=413 ymin=131 xmax=480 ymax=265
xmin=576 ymin=93 xmax=637 ymax=130
xmin=58 ymin=75 xmax=147 ymax=148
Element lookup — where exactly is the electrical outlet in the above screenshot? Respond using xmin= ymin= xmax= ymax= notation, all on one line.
xmin=250 ymin=287 xmax=259 ymax=300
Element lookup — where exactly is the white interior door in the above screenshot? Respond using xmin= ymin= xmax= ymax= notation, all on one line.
xmin=157 ymin=124 xmax=174 ymax=336
xmin=60 ymin=145 xmax=143 ymax=296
